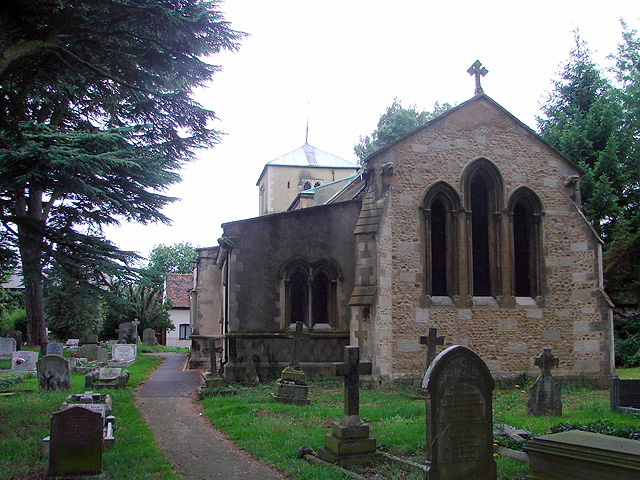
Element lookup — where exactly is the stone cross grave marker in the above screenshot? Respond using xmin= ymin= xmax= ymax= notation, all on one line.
xmin=46 ymin=342 xmax=64 ymax=357
xmin=287 ymin=321 xmax=309 ymax=369
xmin=0 ymin=337 xmax=16 ymax=360
xmin=142 ymin=328 xmax=157 ymax=346
xmin=419 ymin=327 xmax=444 ymax=369
xmin=467 ymin=59 xmax=488 ymax=96
xmin=49 ymin=406 xmax=103 ymax=477
xmin=421 ymin=345 xmax=496 ymax=479
xmin=11 ymin=350 xmax=39 ymax=372
xmin=318 ymin=345 xmax=376 ymax=466
xmin=527 ymin=348 xmax=562 ymax=416
xmin=116 ymin=321 xmax=138 ymax=344
xmin=37 ymin=355 xmax=71 ymax=391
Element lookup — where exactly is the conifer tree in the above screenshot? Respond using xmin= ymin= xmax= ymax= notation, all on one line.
xmin=0 ymin=1 xmax=244 ymax=345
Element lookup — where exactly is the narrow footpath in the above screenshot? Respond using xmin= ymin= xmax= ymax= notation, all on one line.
xmin=136 ymin=353 xmax=289 ymax=480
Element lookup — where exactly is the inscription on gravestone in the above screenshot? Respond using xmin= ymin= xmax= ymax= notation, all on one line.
xmin=11 ymin=351 xmax=39 ymax=372
xmin=46 ymin=342 xmax=64 ymax=357
xmin=422 ymin=345 xmax=496 ymax=480
xmin=49 ymin=406 xmax=103 ymax=477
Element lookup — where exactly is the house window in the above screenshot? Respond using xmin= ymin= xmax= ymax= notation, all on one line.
xmin=422 ymin=181 xmax=460 ymax=299
xmin=179 ymin=324 xmax=192 ymax=340
xmin=508 ymin=188 xmax=543 ymax=299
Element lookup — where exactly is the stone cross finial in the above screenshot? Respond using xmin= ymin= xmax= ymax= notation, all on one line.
xmin=534 ymin=348 xmax=559 ymax=376
xmin=467 ymin=60 xmax=488 ymax=96
xmin=335 ymin=346 xmax=372 ymax=420
xmin=419 ymin=328 xmax=445 ymax=368
xmin=286 ymin=322 xmax=309 ymax=369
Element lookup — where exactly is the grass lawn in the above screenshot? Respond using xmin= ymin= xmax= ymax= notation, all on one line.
xmin=199 ymin=369 xmax=640 ymax=480
xmin=0 ymin=347 xmax=181 ymax=480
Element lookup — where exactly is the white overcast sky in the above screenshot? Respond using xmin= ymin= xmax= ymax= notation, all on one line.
xmin=105 ymin=0 xmax=639 ymax=261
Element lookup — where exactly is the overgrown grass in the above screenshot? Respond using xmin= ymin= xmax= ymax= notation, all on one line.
xmin=0 ymin=353 xmax=181 ymax=480
xmin=199 ymin=369 xmax=640 ymax=480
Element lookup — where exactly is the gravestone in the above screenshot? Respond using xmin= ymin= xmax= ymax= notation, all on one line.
xmin=273 ymin=322 xmax=310 ymax=405
xmin=0 ymin=337 xmax=16 ymax=360
xmin=142 ymin=328 xmax=158 ymax=346
xmin=96 ymin=347 xmax=108 ymax=365
xmin=8 ymin=331 xmax=22 ymax=350
xmin=86 ymin=367 xmax=129 ymax=390
xmin=79 ymin=343 xmax=99 ymax=361
xmin=116 ymin=322 xmax=138 ymax=344
xmin=46 ymin=342 xmax=64 ymax=357
xmin=525 ymin=430 xmax=640 ymax=480
xmin=421 ymin=345 xmax=496 ymax=480
xmin=37 ymin=355 xmax=71 ymax=391
xmin=111 ymin=344 xmax=136 ymax=366
xmin=610 ymin=377 xmax=640 ymax=413
xmin=526 ymin=348 xmax=562 ymax=416
xmin=49 ymin=406 xmax=103 ymax=477
xmin=86 ymin=334 xmax=98 ymax=343
xmin=11 ymin=351 xmax=39 ymax=372
xmin=318 ymin=346 xmax=376 ymax=466
xmin=65 ymin=338 xmax=80 ymax=351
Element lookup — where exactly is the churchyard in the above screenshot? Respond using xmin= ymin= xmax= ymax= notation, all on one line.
xmin=2 ymin=343 xmax=640 ymax=479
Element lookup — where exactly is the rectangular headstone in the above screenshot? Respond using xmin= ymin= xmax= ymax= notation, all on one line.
xmin=112 ymin=344 xmax=136 ymax=363
xmin=86 ymin=334 xmax=98 ymax=343
xmin=0 ymin=337 xmax=17 ymax=359
xmin=142 ymin=328 xmax=157 ymax=346
xmin=79 ymin=344 xmax=99 ymax=361
xmin=610 ymin=377 xmax=640 ymax=411
xmin=11 ymin=351 xmax=39 ymax=372
xmin=49 ymin=406 xmax=103 ymax=477
xmin=37 ymin=355 xmax=71 ymax=391
xmin=7 ymin=331 xmax=22 ymax=351
xmin=65 ymin=339 xmax=80 ymax=350
xmin=96 ymin=347 xmax=108 ymax=365
xmin=422 ymin=345 xmax=496 ymax=479
xmin=46 ymin=342 xmax=64 ymax=357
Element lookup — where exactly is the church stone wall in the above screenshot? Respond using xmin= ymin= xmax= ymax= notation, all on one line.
xmin=364 ymin=97 xmax=614 ymax=385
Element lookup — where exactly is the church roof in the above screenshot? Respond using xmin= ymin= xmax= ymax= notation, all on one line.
xmin=257 ymin=143 xmax=358 ymax=185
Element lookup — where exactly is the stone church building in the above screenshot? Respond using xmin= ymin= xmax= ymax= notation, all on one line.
xmin=190 ymin=83 xmax=614 ymax=385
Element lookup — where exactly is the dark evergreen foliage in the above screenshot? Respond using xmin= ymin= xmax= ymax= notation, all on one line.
xmin=0 ymin=1 xmax=244 ymax=344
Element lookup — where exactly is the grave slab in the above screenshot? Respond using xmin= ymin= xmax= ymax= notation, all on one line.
xmin=11 ymin=350 xmax=39 ymax=372
xmin=525 ymin=430 xmax=640 ymax=480
xmin=610 ymin=377 xmax=640 ymax=412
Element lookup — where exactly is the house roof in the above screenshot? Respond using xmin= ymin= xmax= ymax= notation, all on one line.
xmin=165 ymin=274 xmax=192 ymax=309
xmin=256 ymin=143 xmax=359 ymax=185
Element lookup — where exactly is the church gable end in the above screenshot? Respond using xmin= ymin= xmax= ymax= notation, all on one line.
xmin=359 ymin=95 xmax=613 ymax=385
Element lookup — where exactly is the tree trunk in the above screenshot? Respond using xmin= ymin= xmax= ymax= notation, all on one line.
xmin=23 ymin=272 xmax=46 ymax=346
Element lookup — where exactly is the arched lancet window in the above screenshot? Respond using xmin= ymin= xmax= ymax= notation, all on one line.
xmin=422 ymin=182 xmax=460 ymax=299
xmin=281 ymin=258 xmax=341 ymax=330
xmin=508 ymin=188 xmax=543 ymax=299
xmin=462 ymin=158 xmax=504 ymax=298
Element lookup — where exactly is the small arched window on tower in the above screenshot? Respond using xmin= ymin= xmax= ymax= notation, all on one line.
xmin=508 ymin=188 xmax=543 ymax=300
xmin=463 ymin=158 xmax=504 ymax=298
xmin=422 ymin=182 xmax=460 ymax=300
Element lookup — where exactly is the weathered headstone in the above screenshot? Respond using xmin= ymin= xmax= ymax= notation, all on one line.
xmin=46 ymin=342 xmax=64 ymax=357
xmin=525 ymin=430 xmax=640 ymax=480
xmin=7 ymin=331 xmax=22 ymax=350
xmin=79 ymin=343 xmax=99 ymax=361
xmin=273 ymin=322 xmax=310 ymax=405
xmin=420 ymin=328 xmax=445 ymax=368
xmin=49 ymin=407 xmax=103 ymax=477
xmin=527 ymin=348 xmax=562 ymax=416
xmin=421 ymin=345 xmax=496 ymax=480
xmin=37 ymin=355 xmax=71 ymax=391
xmin=0 ymin=337 xmax=17 ymax=360
xmin=116 ymin=322 xmax=138 ymax=344
xmin=96 ymin=346 xmax=108 ymax=365
xmin=610 ymin=377 xmax=640 ymax=413
xmin=65 ymin=338 xmax=80 ymax=351
xmin=86 ymin=334 xmax=98 ymax=343
xmin=111 ymin=344 xmax=136 ymax=366
xmin=318 ymin=346 xmax=375 ymax=466
xmin=142 ymin=328 xmax=158 ymax=346
xmin=11 ymin=350 xmax=39 ymax=372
